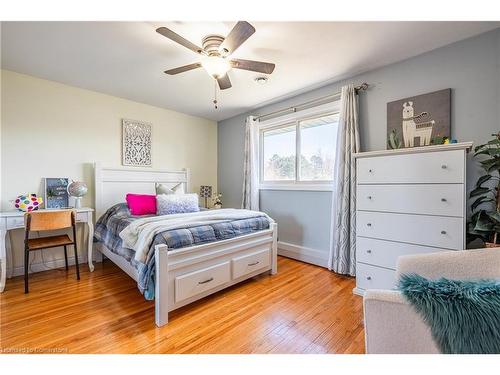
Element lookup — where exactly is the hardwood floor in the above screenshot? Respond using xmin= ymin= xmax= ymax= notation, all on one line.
xmin=0 ymin=256 xmax=365 ymax=354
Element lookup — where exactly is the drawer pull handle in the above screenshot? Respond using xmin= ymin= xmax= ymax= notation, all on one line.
xmin=441 ymin=198 xmax=447 ymax=202
xmin=368 ymin=169 xmax=373 ymax=173
xmin=366 ymin=276 xmax=372 ymax=280
xmin=367 ymin=196 xmax=372 ymax=200
xmin=198 ymin=277 xmax=214 ymax=285
xmin=441 ymin=230 xmax=447 ymax=235
xmin=367 ymin=223 xmax=372 ymax=227
xmin=441 ymin=164 xmax=447 ymax=169
xmin=366 ymin=250 xmax=372 ymax=254
xmin=248 ymin=261 xmax=260 ymax=266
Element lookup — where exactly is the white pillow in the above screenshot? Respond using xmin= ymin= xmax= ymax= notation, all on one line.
xmin=157 ymin=193 xmax=200 ymax=215
xmin=155 ymin=182 xmax=183 ymax=195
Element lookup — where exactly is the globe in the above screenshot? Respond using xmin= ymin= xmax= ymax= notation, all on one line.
xmin=68 ymin=181 xmax=88 ymax=198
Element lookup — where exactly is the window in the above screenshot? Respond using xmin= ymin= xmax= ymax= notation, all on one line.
xmin=262 ymin=124 xmax=296 ymax=181
xmin=260 ymin=109 xmax=340 ymax=188
xmin=299 ymin=114 xmax=338 ymax=181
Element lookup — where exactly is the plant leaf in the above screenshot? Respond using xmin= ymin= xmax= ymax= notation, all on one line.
xmin=473 ymin=211 xmax=495 ymax=231
xmin=477 ymin=158 xmax=500 ymax=174
xmin=475 ymin=148 xmax=500 ymax=157
xmin=474 ymin=140 xmax=499 ymax=153
xmin=486 ymin=211 xmax=500 ymax=223
xmin=487 ymin=138 xmax=500 ymax=145
xmin=475 ymin=174 xmax=492 ymax=188
xmin=469 ymin=186 xmax=491 ymax=198
xmin=471 ymin=196 xmax=495 ymax=211
xmin=487 ymin=159 xmax=500 ymax=173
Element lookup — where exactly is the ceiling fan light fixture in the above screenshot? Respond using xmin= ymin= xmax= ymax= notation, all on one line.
xmin=254 ymin=76 xmax=268 ymax=85
xmin=201 ymin=56 xmax=231 ymax=78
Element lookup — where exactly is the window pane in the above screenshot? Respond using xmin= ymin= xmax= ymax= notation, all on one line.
xmin=263 ymin=124 xmax=296 ymax=181
xmin=299 ymin=114 xmax=339 ymax=181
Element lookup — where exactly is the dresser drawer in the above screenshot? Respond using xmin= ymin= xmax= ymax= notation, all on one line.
xmin=357 ymin=149 xmax=465 ymax=184
xmin=356 ymin=211 xmax=464 ymax=250
xmin=232 ymin=248 xmax=271 ymax=279
xmin=356 ymin=263 xmax=396 ymax=291
xmin=356 ymin=237 xmax=449 ymax=270
xmin=175 ymin=261 xmax=230 ymax=303
xmin=357 ymin=184 xmax=464 ymax=217
xmin=76 ymin=212 xmax=88 ymax=222
xmin=6 ymin=216 xmax=25 ymax=229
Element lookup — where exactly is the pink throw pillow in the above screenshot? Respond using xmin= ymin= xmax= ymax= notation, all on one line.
xmin=126 ymin=194 xmax=157 ymax=216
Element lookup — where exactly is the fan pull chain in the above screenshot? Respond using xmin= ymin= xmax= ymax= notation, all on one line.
xmin=213 ymin=79 xmax=218 ymax=109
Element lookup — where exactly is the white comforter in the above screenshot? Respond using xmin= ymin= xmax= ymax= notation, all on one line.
xmin=119 ymin=208 xmax=272 ymax=263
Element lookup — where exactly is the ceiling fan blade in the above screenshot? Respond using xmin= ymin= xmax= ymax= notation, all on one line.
xmin=216 ymin=74 xmax=232 ymax=90
xmin=219 ymin=21 xmax=255 ymax=55
xmin=230 ymin=58 xmax=275 ymax=74
xmin=156 ymin=27 xmax=204 ymax=55
xmin=164 ymin=62 xmax=202 ymax=75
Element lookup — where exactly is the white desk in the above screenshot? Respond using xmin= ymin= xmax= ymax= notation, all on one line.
xmin=0 ymin=207 xmax=94 ymax=292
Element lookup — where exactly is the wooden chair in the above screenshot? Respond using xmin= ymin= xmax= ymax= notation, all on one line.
xmin=24 ymin=210 xmax=80 ymax=293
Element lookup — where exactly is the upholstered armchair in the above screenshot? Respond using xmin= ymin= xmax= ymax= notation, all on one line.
xmin=363 ymin=247 xmax=500 ymax=354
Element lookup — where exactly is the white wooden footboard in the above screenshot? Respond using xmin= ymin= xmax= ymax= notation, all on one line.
xmin=154 ymin=222 xmax=278 ymax=327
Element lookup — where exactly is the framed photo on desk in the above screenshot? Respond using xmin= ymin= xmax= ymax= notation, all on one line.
xmin=44 ymin=177 xmax=70 ymax=209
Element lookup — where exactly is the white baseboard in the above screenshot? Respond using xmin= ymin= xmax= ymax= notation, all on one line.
xmin=352 ymin=287 xmax=365 ymax=296
xmin=9 ymin=254 xmax=97 ymax=277
xmin=10 ymin=242 xmax=328 ymax=275
xmin=278 ymin=241 xmax=329 ymax=268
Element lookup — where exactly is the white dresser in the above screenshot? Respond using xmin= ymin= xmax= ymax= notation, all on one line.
xmin=353 ymin=142 xmax=472 ymax=295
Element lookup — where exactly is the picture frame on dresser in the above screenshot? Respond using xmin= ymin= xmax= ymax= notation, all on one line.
xmin=44 ymin=177 xmax=70 ymax=209
xmin=387 ymin=89 xmax=451 ymax=149
xmin=353 ymin=142 xmax=473 ymax=296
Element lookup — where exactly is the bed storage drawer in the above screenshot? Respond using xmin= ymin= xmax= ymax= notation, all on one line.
xmin=356 ymin=263 xmax=396 ymax=291
xmin=174 ymin=261 xmax=231 ymax=303
xmin=357 ymin=150 xmax=465 ymax=184
xmin=232 ymin=248 xmax=271 ymax=279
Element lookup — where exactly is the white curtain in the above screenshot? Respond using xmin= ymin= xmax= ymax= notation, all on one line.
xmin=328 ymin=84 xmax=360 ymax=276
xmin=241 ymin=115 xmax=260 ymax=211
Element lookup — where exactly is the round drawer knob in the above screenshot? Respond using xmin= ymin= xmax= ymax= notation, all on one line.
xmin=366 ymin=250 xmax=372 ymax=254
xmin=441 ymin=165 xmax=447 ymax=169
xmin=367 ymin=196 xmax=372 ymax=200
xmin=368 ymin=169 xmax=373 ymax=173
xmin=366 ymin=276 xmax=372 ymax=280
xmin=441 ymin=230 xmax=447 ymax=235
xmin=441 ymin=198 xmax=447 ymax=202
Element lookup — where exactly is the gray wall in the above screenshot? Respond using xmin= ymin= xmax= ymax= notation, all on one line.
xmin=218 ymin=28 xmax=500 ymax=255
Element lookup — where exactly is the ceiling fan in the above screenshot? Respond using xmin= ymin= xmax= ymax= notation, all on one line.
xmin=156 ymin=21 xmax=275 ymax=90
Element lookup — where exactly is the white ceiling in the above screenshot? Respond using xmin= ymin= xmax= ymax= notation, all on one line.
xmin=2 ymin=21 xmax=499 ymax=121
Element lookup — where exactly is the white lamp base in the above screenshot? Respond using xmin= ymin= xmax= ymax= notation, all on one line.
xmin=74 ymin=197 xmax=82 ymax=209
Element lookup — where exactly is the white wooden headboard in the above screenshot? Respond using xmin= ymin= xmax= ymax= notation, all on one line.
xmin=94 ymin=162 xmax=190 ymax=219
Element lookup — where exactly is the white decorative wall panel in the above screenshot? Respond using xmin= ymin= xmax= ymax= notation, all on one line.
xmin=122 ymin=119 xmax=152 ymax=166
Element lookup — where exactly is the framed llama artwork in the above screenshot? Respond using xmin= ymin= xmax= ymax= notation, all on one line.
xmin=387 ymin=88 xmax=451 ymax=149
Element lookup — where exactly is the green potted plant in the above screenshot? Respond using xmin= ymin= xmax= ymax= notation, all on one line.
xmin=468 ymin=132 xmax=500 ymax=247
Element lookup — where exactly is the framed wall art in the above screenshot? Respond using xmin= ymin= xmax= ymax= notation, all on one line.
xmin=122 ymin=119 xmax=152 ymax=166
xmin=387 ymin=88 xmax=451 ymax=149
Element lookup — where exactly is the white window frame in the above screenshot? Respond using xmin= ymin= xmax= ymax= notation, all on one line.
xmin=258 ymin=101 xmax=341 ymax=192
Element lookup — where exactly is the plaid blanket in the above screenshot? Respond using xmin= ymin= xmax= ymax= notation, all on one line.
xmin=94 ymin=203 xmax=270 ymax=299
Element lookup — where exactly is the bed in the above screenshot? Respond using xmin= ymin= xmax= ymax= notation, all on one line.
xmin=89 ymin=163 xmax=278 ymax=327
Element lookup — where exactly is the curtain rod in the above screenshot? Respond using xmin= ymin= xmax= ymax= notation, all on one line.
xmin=255 ymin=82 xmax=369 ymax=121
